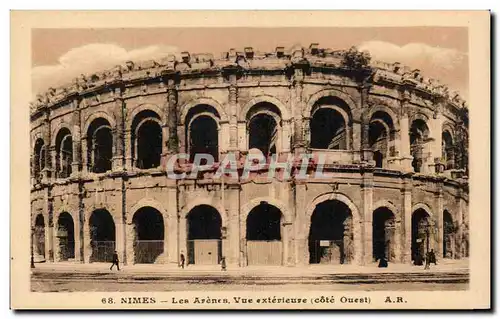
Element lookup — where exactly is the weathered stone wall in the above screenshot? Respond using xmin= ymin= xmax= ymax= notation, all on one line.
xmin=30 ymin=45 xmax=469 ymax=267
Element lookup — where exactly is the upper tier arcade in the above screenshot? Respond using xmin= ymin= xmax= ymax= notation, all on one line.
xmin=29 ymin=44 xmax=469 ymax=183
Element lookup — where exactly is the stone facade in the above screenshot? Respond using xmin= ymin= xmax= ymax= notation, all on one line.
xmin=30 ymin=44 xmax=469 ymax=267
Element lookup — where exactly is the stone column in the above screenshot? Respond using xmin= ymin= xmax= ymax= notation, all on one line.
xmin=178 ymin=213 xmax=187 ymax=264
xmin=399 ymin=113 xmax=413 ymax=172
xmin=362 ymin=172 xmax=374 ymax=265
xmin=435 ymin=189 xmax=444 ymax=259
xmin=71 ymin=103 xmax=82 ymax=176
xmin=223 ymin=184 xmax=239 ymax=267
xmin=166 ymin=81 xmax=178 ymax=153
xmin=42 ymin=121 xmax=53 ymax=182
xmin=291 ymin=69 xmax=306 ymax=154
xmin=124 ymin=129 xmax=133 ymax=170
xmin=293 ymin=183 xmax=308 ymax=266
xmin=112 ymin=93 xmax=125 ymax=171
xmin=116 ymin=221 xmax=126 ymax=265
xmin=166 ymin=187 xmax=178 ymax=265
xmin=281 ymin=119 xmax=292 ymax=153
xmin=53 ymin=222 xmax=61 ymax=262
xmin=429 ymin=110 xmax=443 ymax=173
xmin=73 ymin=211 xmax=82 ymax=262
xmin=228 ymin=74 xmax=239 ymax=157
xmin=393 ymin=218 xmax=402 ymax=262
xmin=125 ymin=222 xmax=135 ymax=264
xmin=455 ymin=191 xmax=463 ymax=259
xmin=402 ymin=178 xmax=413 ymax=263
xmin=83 ymin=213 xmax=92 ymax=263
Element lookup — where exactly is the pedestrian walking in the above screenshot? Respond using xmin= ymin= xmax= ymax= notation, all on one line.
xmin=221 ymin=257 xmax=227 ymax=271
xmin=378 ymin=257 xmax=388 ymax=268
xmin=424 ymin=251 xmax=431 ymax=270
xmin=110 ymin=251 xmax=120 ymax=271
xmin=429 ymin=249 xmax=437 ymax=265
xmin=180 ymin=253 xmax=185 ymax=269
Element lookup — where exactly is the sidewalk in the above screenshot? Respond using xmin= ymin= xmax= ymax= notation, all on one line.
xmin=32 ymin=258 xmax=469 ymax=277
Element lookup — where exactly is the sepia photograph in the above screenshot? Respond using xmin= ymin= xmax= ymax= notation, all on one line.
xmin=10 ymin=10 xmax=490 ymax=310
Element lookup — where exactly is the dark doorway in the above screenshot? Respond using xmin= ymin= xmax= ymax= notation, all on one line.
xmin=57 ymin=212 xmax=75 ymax=261
xmin=132 ymin=207 xmax=165 ymax=264
xmin=89 ymin=209 xmax=115 ymax=262
xmin=187 ymin=205 xmax=222 ymax=264
xmin=308 ymin=200 xmax=353 ymax=264
xmin=246 ymin=203 xmax=282 ymax=240
xmin=411 ymin=208 xmax=431 ymax=262
xmin=372 ymin=208 xmax=395 ymax=262
xmin=246 ymin=203 xmax=283 ymax=265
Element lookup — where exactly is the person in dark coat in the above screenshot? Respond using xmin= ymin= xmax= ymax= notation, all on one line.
xmin=180 ymin=253 xmax=185 ymax=269
xmin=110 ymin=251 xmax=120 ymax=271
xmin=221 ymin=257 xmax=227 ymax=271
xmin=424 ymin=251 xmax=431 ymax=270
xmin=429 ymin=249 xmax=437 ymax=265
xmin=378 ymin=257 xmax=388 ymax=268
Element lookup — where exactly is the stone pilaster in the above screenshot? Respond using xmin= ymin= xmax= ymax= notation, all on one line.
xmin=401 ymin=177 xmax=413 ymax=263
xmin=398 ymin=112 xmax=413 ymax=172
xmin=291 ymin=68 xmax=306 ymax=153
xmin=428 ymin=109 xmax=444 ymax=174
xmin=124 ymin=129 xmax=133 ymax=170
xmin=112 ymin=90 xmax=125 ymax=171
xmin=125 ymin=222 xmax=135 ymax=264
xmin=293 ymin=183 xmax=308 ymax=266
xmin=225 ymin=183 xmax=240 ymax=267
xmin=228 ymin=74 xmax=238 ymax=153
xmin=71 ymin=104 xmax=82 ymax=177
xmin=435 ymin=185 xmax=444 ymax=259
xmin=166 ymin=79 xmax=179 ymax=154
xmin=362 ymin=170 xmax=374 ymax=265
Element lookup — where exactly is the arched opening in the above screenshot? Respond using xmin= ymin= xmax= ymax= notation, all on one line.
xmin=57 ymin=212 xmax=75 ymax=261
xmin=186 ymin=105 xmax=219 ymax=163
xmin=308 ymin=200 xmax=353 ymax=264
xmin=87 ymin=118 xmax=113 ymax=173
xmin=55 ymin=128 xmax=73 ymax=178
xmin=369 ymin=111 xmax=394 ymax=168
xmin=34 ymin=214 xmax=46 ymax=260
xmin=132 ymin=207 xmax=165 ymax=264
xmin=246 ymin=203 xmax=283 ymax=265
xmin=89 ymin=209 xmax=115 ymax=263
xmin=372 ymin=207 xmax=395 ymax=262
xmin=33 ymin=138 xmax=45 ymax=181
xmin=410 ymin=119 xmax=430 ymax=173
xmin=411 ymin=208 xmax=431 ymax=264
xmin=187 ymin=205 xmax=222 ymax=265
xmin=131 ymin=110 xmax=162 ymax=169
xmin=442 ymin=131 xmax=455 ymax=170
xmin=373 ymin=151 xmax=383 ymax=168
xmin=310 ymin=97 xmax=350 ymax=150
xmin=443 ymin=210 xmax=455 ymax=259
xmin=247 ymin=102 xmax=281 ymax=156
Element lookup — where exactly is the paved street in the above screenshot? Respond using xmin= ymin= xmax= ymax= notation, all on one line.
xmin=31 ymin=259 xmax=469 ymax=292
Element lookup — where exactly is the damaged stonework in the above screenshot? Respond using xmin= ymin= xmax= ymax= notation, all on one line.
xmin=30 ymin=44 xmax=469 ymax=268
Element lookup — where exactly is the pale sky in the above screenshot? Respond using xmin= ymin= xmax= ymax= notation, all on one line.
xmin=32 ymin=27 xmax=469 ymax=100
